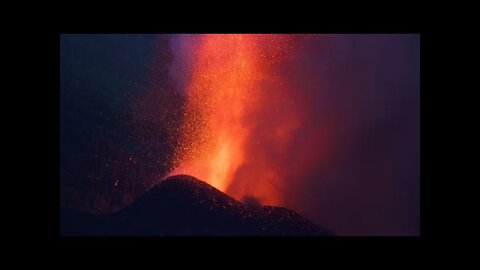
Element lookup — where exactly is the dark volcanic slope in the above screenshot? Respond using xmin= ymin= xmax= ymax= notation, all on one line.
xmin=61 ymin=175 xmax=333 ymax=236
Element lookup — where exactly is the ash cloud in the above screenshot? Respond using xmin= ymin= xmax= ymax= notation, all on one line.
xmin=261 ymin=35 xmax=420 ymax=235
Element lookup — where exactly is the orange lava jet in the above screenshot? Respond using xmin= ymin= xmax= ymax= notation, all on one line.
xmin=170 ymin=34 xmax=303 ymax=205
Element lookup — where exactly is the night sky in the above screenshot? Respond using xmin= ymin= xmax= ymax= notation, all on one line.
xmin=60 ymin=34 xmax=420 ymax=236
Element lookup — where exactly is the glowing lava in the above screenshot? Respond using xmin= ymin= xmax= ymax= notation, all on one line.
xmin=170 ymin=34 xmax=301 ymax=205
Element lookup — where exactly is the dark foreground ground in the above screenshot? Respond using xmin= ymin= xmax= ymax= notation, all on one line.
xmin=61 ymin=175 xmax=333 ymax=236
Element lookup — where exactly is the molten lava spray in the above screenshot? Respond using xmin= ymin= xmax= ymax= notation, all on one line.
xmin=170 ymin=34 xmax=302 ymax=205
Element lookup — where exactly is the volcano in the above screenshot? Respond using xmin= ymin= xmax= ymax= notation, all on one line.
xmin=61 ymin=175 xmax=333 ymax=236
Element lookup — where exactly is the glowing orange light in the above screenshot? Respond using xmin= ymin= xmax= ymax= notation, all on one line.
xmin=170 ymin=34 xmax=301 ymax=205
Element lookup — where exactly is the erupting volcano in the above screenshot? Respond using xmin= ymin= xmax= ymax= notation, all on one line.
xmin=60 ymin=34 xmax=420 ymax=236
xmin=170 ymin=34 xmax=303 ymax=206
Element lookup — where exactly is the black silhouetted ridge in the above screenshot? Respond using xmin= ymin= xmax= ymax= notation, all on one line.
xmin=61 ymin=175 xmax=333 ymax=236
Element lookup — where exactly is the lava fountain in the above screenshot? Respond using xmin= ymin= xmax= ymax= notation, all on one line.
xmin=170 ymin=34 xmax=304 ymax=205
